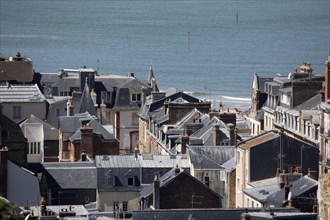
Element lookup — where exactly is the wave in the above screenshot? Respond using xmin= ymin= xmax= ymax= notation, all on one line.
xmin=220 ymin=96 xmax=251 ymax=102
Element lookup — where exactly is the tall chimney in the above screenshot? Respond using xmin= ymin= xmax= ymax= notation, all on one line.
xmin=181 ymin=129 xmax=189 ymax=154
xmin=141 ymin=86 xmax=147 ymax=106
xmin=67 ymin=99 xmax=74 ymax=116
xmin=228 ymin=123 xmax=235 ymax=145
xmin=153 ymin=175 xmax=160 ymax=209
xmin=100 ymin=99 xmax=107 ymax=124
xmin=80 ymin=124 xmax=94 ymax=157
xmin=91 ymin=88 xmax=97 ymax=107
xmin=213 ymin=124 xmax=221 ymax=146
xmin=204 ymin=173 xmax=210 ymax=186
xmin=325 ymin=56 xmax=330 ymax=102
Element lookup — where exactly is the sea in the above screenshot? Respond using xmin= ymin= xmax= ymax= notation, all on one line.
xmin=0 ymin=0 xmax=329 ymax=110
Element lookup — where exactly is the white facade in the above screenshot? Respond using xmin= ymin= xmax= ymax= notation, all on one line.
xmin=21 ymin=123 xmax=44 ymax=163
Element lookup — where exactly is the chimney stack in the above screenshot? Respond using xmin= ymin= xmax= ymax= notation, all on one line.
xmin=228 ymin=123 xmax=235 ymax=145
xmin=213 ymin=124 xmax=221 ymax=146
xmin=67 ymin=99 xmax=74 ymax=116
xmin=204 ymin=173 xmax=210 ymax=187
xmin=91 ymin=88 xmax=97 ymax=107
xmin=141 ymin=86 xmax=147 ymax=106
xmin=153 ymin=175 xmax=160 ymax=209
xmin=174 ymin=163 xmax=180 ymax=175
xmin=324 ymin=56 xmax=330 ymax=102
xmin=81 ymin=151 xmax=87 ymax=161
xmin=40 ymin=197 xmax=46 ymax=216
xmin=180 ymin=129 xmax=189 ymax=154
xmin=80 ymin=124 xmax=94 ymax=158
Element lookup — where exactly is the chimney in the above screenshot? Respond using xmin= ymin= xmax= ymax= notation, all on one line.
xmin=100 ymin=99 xmax=107 ymax=124
xmin=80 ymin=124 xmax=94 ymax=157
xmin=324 ymin=56 xmax=330 ymax=102
xmin=227 ymin=123 xmax=235 ymax=145
xmin=141 ymin=86 xmax=147 ymax=106
xmin=204 ymin=173 xmax=210 ymax=186
xmin=40 ymin=197 xmax=46 ymax=216
xmin=91 ymin=88 xmax=97 ymax=107
xmin=284 ymin=182 xmax=291 ymax=201
xmin=213 ymin=123 xmax=221 ymax=146
xmin=153 ymin=175 xmax=160 ymax=209
xmin=0 ymin=147 xmax=8 ymax=165
xmin=174 ymin=163 xmax=180 ymax=175
xmin=128 ymin=72 xmax=135 ymax=78
xmin=67 ymin=99 xmax=74 ymax=116
xmin=151 ymin=78 xmax=157 ymax=92
xmin=180 ymin=129 xmax=189 ymax=154
xmin=241 ymin=209 xmax=251 ymax=220
xmin=81 ymin=151 xmax=87 ymax=161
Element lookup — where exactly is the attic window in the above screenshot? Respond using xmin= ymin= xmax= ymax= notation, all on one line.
xmin=127 ymin=177 xmax=134 ymax=186
xmin=131 ymin=93 xmax=141 ymax=102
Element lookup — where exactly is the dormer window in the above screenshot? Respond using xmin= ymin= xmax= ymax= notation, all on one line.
xmin=131 ymin=93 xmax=141 ymax=102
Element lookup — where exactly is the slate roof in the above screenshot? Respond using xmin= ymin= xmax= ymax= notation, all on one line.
xmin=189 ymin=146 xmax=235 ymax=170
xmin=19 ymin=114 xmax=59 ymax=140
xmin=78 ymin=82 xmax=97 ymax=115
xmin=267 ymin=176 xmax=318 ymax=207
xmin=112 ymin=87 xmax=140 ymax=110
xmin=59 ymin=112 xmax=93 ymax=133
xmin=140 ymin=167 xmax=221 ymax=199
xmin=43 ymin=162 xmax=97 ymax=189
xmin=257 ymin=76 xmax=274 ymax=92
xmin=243 ymin=184 xmax=280 ymax=203
xmin=221 ymin=157 xmax=236 ymax=171
xmin=139 ymin=91 xmax=201 ymax=120
xmin=95 ymin=154 xmax=190 ymax=169
xmin=295 ymin=94 xmax=322 ymax=111
xmin=95 ymin=155 xmax=140 ymax=168
xmin=0 ymin=84 xmax=46 ymax=103
xmin=68 ymin=118 xmax=116 ymax=143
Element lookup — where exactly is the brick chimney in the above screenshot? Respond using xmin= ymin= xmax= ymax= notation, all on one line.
xmin=213 ymin=123 xmax=221 ymax=146
xmin=40 ymin=197 xmax=46 ymax=216
xmin=80 ymin=124 xmax=94 ymax=157
xmin=153 ymin=175 xmax=160 ymax=209
xmin=324 ymin=56 xmax=330 ymax=102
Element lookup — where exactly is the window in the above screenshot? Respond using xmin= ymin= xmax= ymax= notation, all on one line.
xmin=29 ymin=142 xmax=41 ymax=154
xmin=122 ymin=201 xmax=128 ymax=212
xmin=127 ymin=177 xmax=134 ymax=186
xmin=113 ymin=201 xmax=119 ymax=212
xmin=131 ymin=93 xmax=141 ymax=102
xmin=13 ymin=106 xmax=21 ymax=119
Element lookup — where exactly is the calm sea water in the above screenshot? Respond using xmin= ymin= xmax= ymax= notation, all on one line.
xmin=0 ymin=0 xmax=329 ymax=102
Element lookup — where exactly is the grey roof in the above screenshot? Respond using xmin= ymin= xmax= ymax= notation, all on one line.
xmin=140 ymin=167 xmax=220 ymax=199
xmin=0 ymin=84 xmax=45 ymax=103
xmin=19 ymin=114 xmax=59 ymax=140
xmin=258 ymin=77 xmax=274 ymax=92
xmin=221 ymin=157 xmax=236 ymax=171
xmin=138 ymin=155 xmax=190 ymax=168
xmin=243 ymin=184 xmax=280 ymax=203
xmin=43 ymin=162 xmax=97 ymax=189
xmin=69 ymin=118 xmax=116 ymax=142
xmin=59 ymin=112 xmax=93 ymax=133
xmin=139 ymin=91 xmax=201 ymax=120
xmin=95 ymin=154 xmax=190 ymax=169
xmin=189 ymin=146 xmax=235 ymax=170
xmin=295 ymin=93 xmax=322 ymax=111
xmin=267 ymin=176 xmax=318 ymax=206
xmin=78 ymin=83 xmax=97 ymax=115
xmin=95 ymin=155 xmax=140 ymax=168
xmin=113 ymin=87 xmax=140 ymax=109
xmin=28 ymin=205 xmax=89 ymax=217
